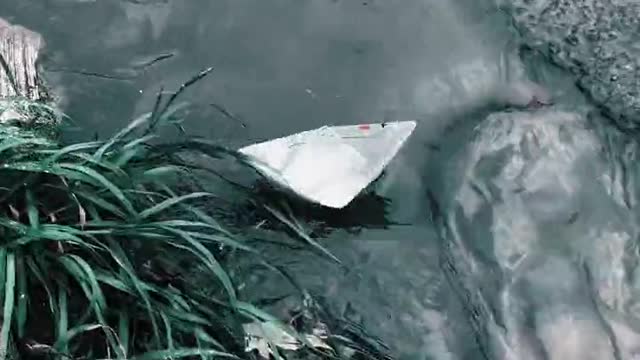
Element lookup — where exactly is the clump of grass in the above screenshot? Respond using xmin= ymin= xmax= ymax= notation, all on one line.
xmin=0 ymin=68 xmax=265 ymax=360
xmin=0 ymin=68 xmax=392 ymax=360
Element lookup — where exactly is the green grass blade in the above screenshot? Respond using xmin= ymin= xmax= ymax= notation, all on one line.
xmin=42 ymin=141 xmax=102 ymax=163
xmin=184 ymin=206 xmax=233 ymax=237
xmin=103 ymin=238 xmax=161 ymax=347
xmin=161 ymin=227 xmax=236 ymax=303
xmin=66 ymin=152 xmax=129 ymax=178
xmin=71 ymin=189 xmax=127 ymax=219
xmin=131 ymin=348 xmax=237 ymax=360
xmin=12 ymin=227 xmax=87 ymax=247
xmin=146 ymin=67 xmax=214 ymax=135
xmin=14 ymin=253 xmax=27 ymax=338
xmin=160 ymin=312 xmax=174 ymax=355
xmin=25 ymin=189 xmax=39 ymax=229
xmin=54 ymin=323 xmax=103 ymax=351
xmin=57 ymin=163 xmax=137 ymax=217
xmin=94 ymin=273 xmax=133 ymax=294
xmin=193 ymin=327 xmax=226 ymax=352
xmin=154 ymin=304 xmax=211 ymax=326
xmin=264 ymin=205 xmax=340 ymax=264
xmin=124 ymin=134 xmax=157 ymax=150
xmin=57 ymin=255 xmax=124 ymax=358
xmin=147 ymin=102 xmax=191 ymax=135
xmin=0 ymin=217 xmax=27 ymax=234
xmin=142 ymin=165 xmax=184 ymax=180
xmin=0 ymin=249 xmax=6 ymax=298
xmin=25 ymin=255 xmax=56 ymax=320
xmin=113 ymin=134 xmax=157 ymax=168
xmin=118 ymin=311 xmax=129 ymax=357
xmin=235 ymin=301 xmax=278 ymax=322
xmin=0 ymin=137 xmax=54 ymax=156
xmin=56 ymin=285 xmax=69 ymax=354
xmin=139 ymin=192 xmax=214 ymax=220
xmin=57 ymin=255 xmax=106 ymax=313
xmin=146 ymin=87 xmax=164 ymax=133
xmin=94 ymin=112 xmax=152 ymax=160
xmin=0 ymin=252 xmax=15 ymax=360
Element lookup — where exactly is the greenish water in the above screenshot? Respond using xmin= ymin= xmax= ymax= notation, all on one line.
xmin=4 ymin=0 xmax=640 ymax=359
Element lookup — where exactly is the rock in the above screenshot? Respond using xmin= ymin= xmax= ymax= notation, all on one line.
xmin=501 ymin=0 xmax=640 ymax=130
xmin=0 ymin=18 xmax=59 ymax=130
xmin=0 ymin=18 xmax=46 ymax=101
xmin=0 ymin=107 xmax=22 ymax=125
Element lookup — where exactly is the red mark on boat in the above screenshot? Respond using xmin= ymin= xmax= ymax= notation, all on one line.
xmin=358 ymin=124 xmax=370 ymax=131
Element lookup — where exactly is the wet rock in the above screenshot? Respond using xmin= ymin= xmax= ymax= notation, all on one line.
xmin=0 ymin=17 xmax=59 ymax=129
xmin=501 ymin=0 xmax=640 ymax=131
xmin=0 ymin=17 xmax=46 ymax=101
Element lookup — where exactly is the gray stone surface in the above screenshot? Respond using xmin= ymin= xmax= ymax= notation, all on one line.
xmin=0 ymin=18 xmax=57 ymax=128
xmin=0 ymin=17 xmax=44 ymax=101
xmin=502 ymin=0 xmax=640 ymax=131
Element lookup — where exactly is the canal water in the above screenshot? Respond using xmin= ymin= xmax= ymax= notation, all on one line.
xmin=3 ymin=0 xmax=640 ymax=359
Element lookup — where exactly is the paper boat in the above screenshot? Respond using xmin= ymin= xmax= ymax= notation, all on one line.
xmin=238 ymin=121 xmax=416 ymax=208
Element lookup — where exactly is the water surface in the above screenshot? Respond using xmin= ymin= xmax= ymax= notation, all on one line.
xmin=4 ymin=0 xmax=640 ymax=359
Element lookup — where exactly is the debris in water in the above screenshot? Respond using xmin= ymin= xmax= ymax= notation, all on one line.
xmin=566 ymin=211 xmax=579 ymax=225
xmin=243 ymin=321 xmax=331 ymax=359
xmin=131 ymin=52 xmax=175 ymax=70
xmin=209 ymin=102 xmax=247 ymax=128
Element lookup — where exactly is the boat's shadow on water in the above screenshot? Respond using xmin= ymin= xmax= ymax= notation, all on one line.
xmin=226 ymin=174 xmax=398 ymax=237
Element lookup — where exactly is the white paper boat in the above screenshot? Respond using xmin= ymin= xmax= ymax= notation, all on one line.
xmin=238 ymin=121 xmax=417 ymax=208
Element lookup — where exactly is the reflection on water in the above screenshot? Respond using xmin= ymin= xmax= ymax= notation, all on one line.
xmin=4 ymin=0 xmax=640 ymax=358
xmin=230 ymin=178 xmax=395 ymax=237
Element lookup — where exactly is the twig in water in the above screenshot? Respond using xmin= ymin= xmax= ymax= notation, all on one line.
xmin=43 ymin=67 xmax=135 ymax=81
xmin=160 ymin=67 xmax=214 ymax=116
xmin=209 ymin=102 xmax=247 ymax=128
xmin=44 ymin=52 xmax=175 ymax=82
xmin=133 ymin=53 xmax=175 ymax=70
xmin=146 ymin=67 xmax=214 ymax=134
